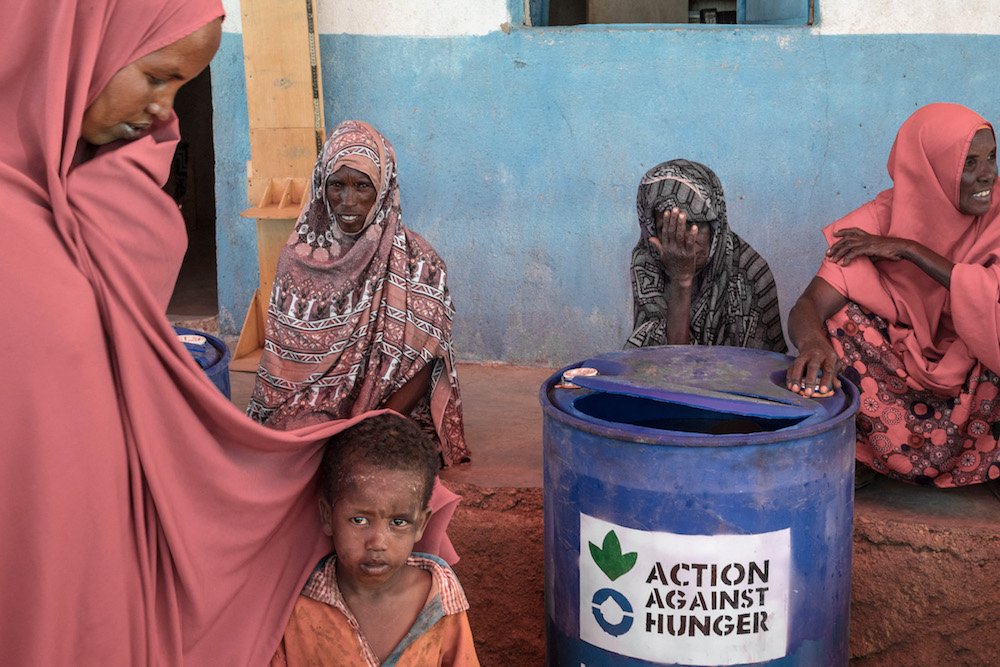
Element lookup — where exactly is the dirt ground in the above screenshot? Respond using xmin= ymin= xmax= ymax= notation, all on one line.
xmin=220 ymin=363 xmax=1000 ymax=665
xmin=447 ymin=484 xmax=545 ymax=666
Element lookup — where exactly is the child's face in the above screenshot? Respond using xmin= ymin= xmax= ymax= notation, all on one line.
xmin=319 ymin=465 xmax=431 ymax=591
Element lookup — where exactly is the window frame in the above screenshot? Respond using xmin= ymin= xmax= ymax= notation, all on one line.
xmin=526 ymin=0 xmax=816 ymax=28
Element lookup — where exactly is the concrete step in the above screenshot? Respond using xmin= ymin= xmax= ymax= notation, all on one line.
xmin=851 ymin=478 xmax=1000 ymax=666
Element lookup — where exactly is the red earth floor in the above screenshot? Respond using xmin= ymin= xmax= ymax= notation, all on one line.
xmin=228 ymin=362 xmax=1000 ymax=666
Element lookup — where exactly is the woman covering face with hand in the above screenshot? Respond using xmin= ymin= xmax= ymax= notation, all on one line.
xmin=0 ymin=3 xmax=459 ymax=664
xmin=626 ymin=159 xmax=787 ymax=352
xmin=787 ymin=103 xmax=1000 ymax=488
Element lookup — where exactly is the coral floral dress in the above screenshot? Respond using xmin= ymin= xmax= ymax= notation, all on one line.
xmin=816 ymin=103 xmax=1000 ymax=487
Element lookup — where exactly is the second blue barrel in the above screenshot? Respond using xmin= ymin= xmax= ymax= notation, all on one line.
xmin=174 ymin=326 xmax=232 ymax=399
xmin=541 ymin=346 xmax=859 ymax=666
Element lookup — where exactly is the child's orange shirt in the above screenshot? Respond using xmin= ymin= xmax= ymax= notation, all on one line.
xmin=272 ymin=553 xmax=479 ymax=666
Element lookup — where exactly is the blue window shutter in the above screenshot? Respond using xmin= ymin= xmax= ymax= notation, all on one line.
xmin=738 ymin=0 xmax=811 ymax=25
xmin=529 ymin=0 xmax=550 ymax=26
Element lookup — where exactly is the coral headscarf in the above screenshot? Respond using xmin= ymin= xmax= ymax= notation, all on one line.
xmin=248 ymin=121 xmax=470 ymax=466
xmin=817 ymin=103 xmax=1000 ymax=394
xmin=0 ymin=2 xmax=455 ymax=664
xmin=626 ymin=159 xmax=787 ymax=351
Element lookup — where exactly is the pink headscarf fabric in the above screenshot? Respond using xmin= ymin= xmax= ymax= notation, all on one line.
xmin=817 ymin=103 xmax=1000 ymax=395
xmin=0 ymin=1 xmax=456 ymax=664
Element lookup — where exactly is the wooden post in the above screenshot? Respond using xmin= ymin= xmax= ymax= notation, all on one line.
xmin=232 ymin=0 xmax=325 ymax=372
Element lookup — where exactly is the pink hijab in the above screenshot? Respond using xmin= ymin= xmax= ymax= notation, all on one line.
xmin=0 ymin=1 xmax=456 ymax=664
xmin=817 ymin=103 xmax=1000 ymax=394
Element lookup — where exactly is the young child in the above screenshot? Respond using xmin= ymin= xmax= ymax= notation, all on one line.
xmin=272 ymin=413 xmax=480 ymax=666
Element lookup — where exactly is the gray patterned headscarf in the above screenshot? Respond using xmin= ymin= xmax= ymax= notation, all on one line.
xmin=626 ymin=159 xmax=787 ymax=352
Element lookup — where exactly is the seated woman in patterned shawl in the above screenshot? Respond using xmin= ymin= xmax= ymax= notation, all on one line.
xmin=625 ymin=159 xmax=787 ymax=352
xmin=248 ymin=120 xmax=470 ymax=468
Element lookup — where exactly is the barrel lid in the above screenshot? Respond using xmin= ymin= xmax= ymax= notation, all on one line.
xmin=570 ymin=373 xmax=817 ymax=419
xmin=549 ymin=346 xmax=850 ymax=431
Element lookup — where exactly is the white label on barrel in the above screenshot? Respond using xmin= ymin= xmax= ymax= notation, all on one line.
xmin=578 ymin=513 xmax=790 ymax=665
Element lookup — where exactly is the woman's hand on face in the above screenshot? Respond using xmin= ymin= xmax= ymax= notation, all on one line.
xmin=786 ymin=335 xmax=841 ymax=397
xmin=826 ymin=228 xmax=913 ymax=266
xmin=649 ymin=207 xmax=700 ymax=286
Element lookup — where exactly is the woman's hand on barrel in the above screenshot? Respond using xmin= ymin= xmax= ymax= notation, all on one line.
xmin=826 ymin=228 xmax=914 ymax=266
xmin=786 ymin=277 xmax=848 ymax=397
xmin=786 ymin=335 xmax=841 ymax=397
xmin=649 ymin=207 xmax=699 ymax=287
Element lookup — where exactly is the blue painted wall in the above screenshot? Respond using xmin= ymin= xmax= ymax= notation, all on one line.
xmin=213 ymin=26 xmax=1000 ymax=365
xmin=212 ymin=32 xmax=254 ymax=336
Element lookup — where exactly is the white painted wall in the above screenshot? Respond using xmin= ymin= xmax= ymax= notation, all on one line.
xmin=221 ymin=0 xmax=512 ymax=35
xmin=221 ymin=0 xmax=242 ymax=34
xmin=222 ymin=0 xmax=1000 ymax=36
xmin=817 ymin=0 xmax=1000 ymax=35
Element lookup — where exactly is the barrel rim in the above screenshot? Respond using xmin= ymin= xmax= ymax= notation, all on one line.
xmin=172 ymin=325 xmax=232 ymax=366
xmin=539 ymin=362 xmax=860 ymax=447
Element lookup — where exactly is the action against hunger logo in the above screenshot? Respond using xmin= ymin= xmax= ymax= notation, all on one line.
xmin=588 ymin=530 xmax=636 ymax=637
xmin=578 ymin=514 xmax=791 ymax=665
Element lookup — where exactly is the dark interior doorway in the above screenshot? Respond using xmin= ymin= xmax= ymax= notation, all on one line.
xmin=166 ymin=65 xmax=218 ymax=320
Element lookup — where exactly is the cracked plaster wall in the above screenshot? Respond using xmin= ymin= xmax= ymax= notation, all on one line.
xmin=213 ymin=1 xmax=1000 ymax=364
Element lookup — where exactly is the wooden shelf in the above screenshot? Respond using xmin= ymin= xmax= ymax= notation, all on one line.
xmin=231 ymin=177 xmax=308 ymax=372
xmin=235 ymin=0 xmax=324 ymax=373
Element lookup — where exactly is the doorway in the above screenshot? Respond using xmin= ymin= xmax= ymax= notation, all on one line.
xmin=166 ymin=65 xmax=218 ymax=323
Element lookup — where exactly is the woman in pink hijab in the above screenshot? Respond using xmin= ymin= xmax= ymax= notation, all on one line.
xmin=787 ymin=103 xmax=1000 ymax=488
xmin=0 ymin=1 xmax=456 ymax=663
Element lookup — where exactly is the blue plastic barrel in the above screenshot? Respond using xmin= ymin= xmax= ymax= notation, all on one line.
xmin=541 ymin=346 xmax=859 ymax=666
xmin=174 ymin=326 xmax=231 ymax=399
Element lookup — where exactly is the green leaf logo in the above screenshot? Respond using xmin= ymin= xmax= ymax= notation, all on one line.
xmin=589 ymin=530 xmax=637 ymax=582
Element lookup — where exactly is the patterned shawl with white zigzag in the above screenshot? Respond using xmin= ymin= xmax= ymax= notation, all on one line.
xmin=248 ymin=121 xmax=469 ymax=465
